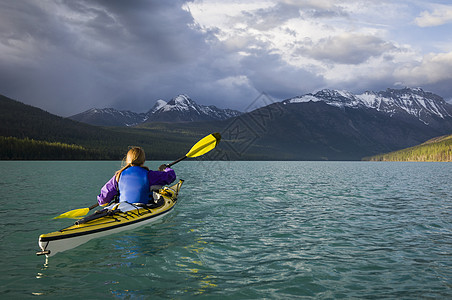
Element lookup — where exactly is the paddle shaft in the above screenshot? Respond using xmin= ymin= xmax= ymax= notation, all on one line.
xmin=167 ymin=155 xmax=187 ymax=168
xmin=89 ymin=203 xmax=99 ymax=210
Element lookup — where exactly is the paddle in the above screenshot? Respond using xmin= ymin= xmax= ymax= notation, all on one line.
xmin=167 ymin=132 xmax=222 ymax=167
xmin=54 ymin=132 xmax=221 ymax=219
xmin=54 ymin=203 xmax=99 ymax=220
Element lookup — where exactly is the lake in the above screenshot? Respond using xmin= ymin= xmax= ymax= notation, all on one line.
xmin=0 ymin=161 xmax=451 ymax=299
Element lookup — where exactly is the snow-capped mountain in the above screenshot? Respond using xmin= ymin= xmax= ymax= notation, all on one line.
xmin=69 ymin=95 xmax=242 ymax=126
xmin=284 ymin=88 xmax=452 ymax=125
xmin=150 ymin=95 xmax=242 ymax=122
xmin=69 ymin=108 xmax=147 ymax=127
xmin=229 ymin=87 xmax=452 ymax=160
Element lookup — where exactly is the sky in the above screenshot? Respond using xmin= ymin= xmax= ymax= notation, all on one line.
xmin=1 ymin=0 xmax=452 ymax=117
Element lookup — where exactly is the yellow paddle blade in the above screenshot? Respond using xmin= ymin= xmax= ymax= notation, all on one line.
xmin=54 ymin=207 xmax=90 ymax=219
xmin=186 ymin=132 xmax=221 ymax=158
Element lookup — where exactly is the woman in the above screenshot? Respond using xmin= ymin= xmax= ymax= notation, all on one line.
xmin=97 ymin=147 xmax=176 ymax=206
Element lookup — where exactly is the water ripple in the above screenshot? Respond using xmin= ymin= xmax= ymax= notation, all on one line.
xmin=1 ymin=161 xmax=451 ymax=298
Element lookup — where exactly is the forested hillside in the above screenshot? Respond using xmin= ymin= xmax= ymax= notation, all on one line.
xmin=0 ymin=136 xmax=103 ymax=160
xmin=363 ymin=134 xmax=452 ymax=162
xmin=0 ymin=94 xmax=211 ymax=160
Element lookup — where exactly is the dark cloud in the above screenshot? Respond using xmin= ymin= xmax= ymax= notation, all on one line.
xmin=0 ymin=0 xmax=451 ymax=117
xmin=0 ymin=0 xmax=224 ymax=115
xmin=0 ymin=0 xmax=324 ymax=115
xmin=240 ymin=50 xmax=326 ymax=99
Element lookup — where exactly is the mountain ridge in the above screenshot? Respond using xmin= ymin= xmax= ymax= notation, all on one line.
xmin=69 ymin=94 xmax=242 ymax=126
xmin=2 ymin=87 xmax=452 ymax=160
xmin=70 ymin=88 xmax=452 ymax=128
xmin=223 ymin=97 xmax=452 ymax=160
xmin=284 ymin=87 xmax=452 ymax=125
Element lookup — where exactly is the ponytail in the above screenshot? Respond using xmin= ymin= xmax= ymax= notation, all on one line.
xmin=115 ymin=147 xmax=149 ymax=182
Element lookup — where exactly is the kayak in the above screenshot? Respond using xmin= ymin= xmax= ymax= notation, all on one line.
xmin=37 ymin=180 xmax=183 ymax=257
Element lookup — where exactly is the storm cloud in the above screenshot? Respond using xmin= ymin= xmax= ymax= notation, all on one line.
xmin=0 ymin=0 xmax=451 ymax=116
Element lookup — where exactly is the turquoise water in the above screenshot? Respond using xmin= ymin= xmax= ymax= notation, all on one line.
xmin=0 ymin=161 xmax=451 ymax=299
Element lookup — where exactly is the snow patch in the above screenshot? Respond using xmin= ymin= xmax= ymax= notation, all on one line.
xmin=288 ymin=95 xmax=321 ymax=103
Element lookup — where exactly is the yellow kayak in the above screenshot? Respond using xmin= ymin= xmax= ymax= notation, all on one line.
xmin=37 ymin=180 xmax=183 ymax=257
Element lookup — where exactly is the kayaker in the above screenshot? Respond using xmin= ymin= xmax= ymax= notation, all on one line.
xmin=97 ymin=147 xmax=176 ymax=205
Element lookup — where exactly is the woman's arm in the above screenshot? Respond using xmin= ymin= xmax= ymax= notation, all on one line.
xmin=97 ymin=175 xmax=118 ymax=206
xmin=148 ymin=167 xmax=176 ymax=186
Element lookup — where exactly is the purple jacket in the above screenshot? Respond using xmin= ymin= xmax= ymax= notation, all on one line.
xmin=97 ymin=167 xmax=176 ymax=206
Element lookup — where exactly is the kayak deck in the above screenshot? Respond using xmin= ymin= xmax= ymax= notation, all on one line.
xmin=37 ymin=180 xmax=183 ymax=257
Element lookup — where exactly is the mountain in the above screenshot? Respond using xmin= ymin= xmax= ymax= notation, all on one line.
xmin=149 ymin=94 xmax=242 ymax=122
xmin=284 ymin=88 xmax=452 ymax=127
xmin=69 ymin=108 xmax=147 ymax=127
xmin=0 ymin=94 xmax=117 ymax=158
xmin=3 ymin=87 xmax=452 ymax=160
xmin=214 ymin=87 xmax=452 ymax=160
xmin=69 ymin=94 xmax=242 ymax=126
xmin=0 ymin=94 xmax=210 ymax=160
xmin=0 ymin=94 xmax=109 ymax=144
xmin=363 ymin=134 xmax=452 ymax=161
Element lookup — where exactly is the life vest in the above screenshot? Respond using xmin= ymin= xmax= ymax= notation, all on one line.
xmin=118 ymin=166 xmax=151 ymax=204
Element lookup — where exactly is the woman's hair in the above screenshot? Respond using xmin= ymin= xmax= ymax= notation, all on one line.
xmin=115 ymin=147 xmax=149 ymax=182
